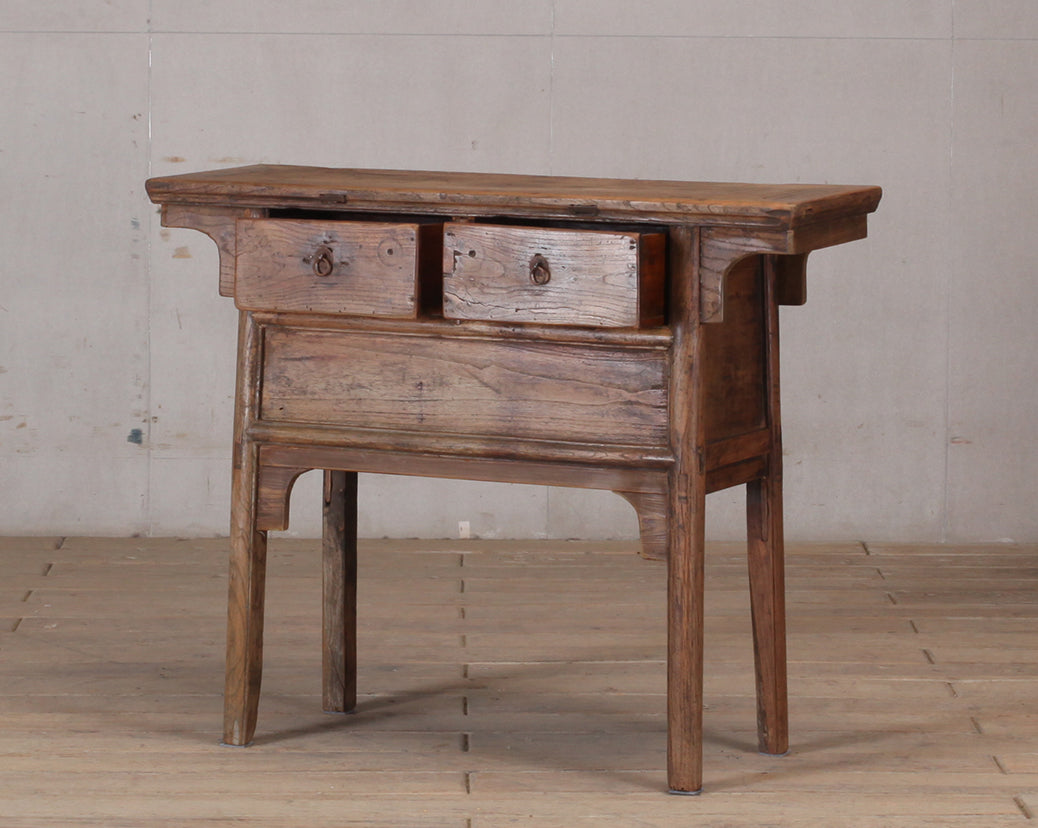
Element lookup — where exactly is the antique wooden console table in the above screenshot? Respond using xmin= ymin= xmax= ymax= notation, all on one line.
xmin=146 ymin=166 xmax=880 ymax=794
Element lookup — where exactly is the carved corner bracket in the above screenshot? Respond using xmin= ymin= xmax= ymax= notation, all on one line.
xmin=162 ymin=204 xmax=265 ymax=297
xmin=255 ymin=462 xmax=310 ymax=531
xmin=698 ymin=211 xmax=869 ymax=322
xmin=698 ymin=227 xmax=789 ymax=323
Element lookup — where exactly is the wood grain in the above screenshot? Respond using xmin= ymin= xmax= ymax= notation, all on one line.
xmin=223 ymin=312 xmax=268 ymax=747
xmin=259 ymin=326 xmax=669 ymax=447
xmin=254 ymin=445 xmax=667 ymax=535
xmin=664 ymin=225 xmax=707 ymax=794
xmin=162 ymin=204 xmax=264 ymax=296
xmin=746 ymin=255 xmax=789 ymax=756
xmin=701 ymin=255 xmax=766 ymax=441
xmin=443 ymin=223 xmax=665 ymax=327
xmin=322 ymin=470 xmax=358 ymax=714
xmin=145 ymin=165 xmax=882 ymax=797
xmin=147 ymin=164 xmax=882 ymax=229
xmin=235 ymin=218 xmax=440 ymax=317
xmin=698 ymin=220 xmax=865 ymax=322
xmin=615 ymin=490 xmax=669 ymax=561
xmin=4 ymin=535 xmax=1034 ymax=823
xmin=774 ymin=252 xmax=809 ymax=306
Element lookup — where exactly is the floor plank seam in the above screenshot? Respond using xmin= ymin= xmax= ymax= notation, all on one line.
xmin=3 ymin=537 xmax=1038 ymax=823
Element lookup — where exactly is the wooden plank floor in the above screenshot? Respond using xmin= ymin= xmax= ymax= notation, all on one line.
xmin=1 ymin=535 xmax=1036 ymax=826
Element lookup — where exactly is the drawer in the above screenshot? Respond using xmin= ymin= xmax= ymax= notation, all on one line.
xmin=260 ymin=327 xmax=669 ymax=447
xmin=235 ymin=218 xmax=441 ymax=317
xmin=443 ymin=223 xmax=665 ymax=327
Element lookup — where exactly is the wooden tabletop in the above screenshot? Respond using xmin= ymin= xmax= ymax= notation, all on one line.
xmin=146 ymin=165 xmax=882 ymax=227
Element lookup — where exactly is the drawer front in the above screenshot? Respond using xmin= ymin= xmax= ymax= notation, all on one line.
xmin=260 ymin=327 xmax=669 ymax=447
xmin=443 ymin=223 xmax=665 ymax=327
xmin=235 ymin=218 xmax=439 ymax=317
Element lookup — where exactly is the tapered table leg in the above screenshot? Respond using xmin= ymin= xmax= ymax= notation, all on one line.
xmin=666 ymin=470 xmax=707 ymax=794
xmin=322 ymin=469 xmax=358 ymax=713
xmin=222 ymin=443 xmax=267 ymax=746
xmin=747 ymin=476 xmax=789 ymax=755
xmin=223 ymin=311 xmax=268 ymax=747
xmin=665 ymin=224 xmax=707 ymax=795
xmin=747 ymin=254 xmax=789 ymax=756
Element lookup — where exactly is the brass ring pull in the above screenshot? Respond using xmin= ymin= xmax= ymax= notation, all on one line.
xmin=304 ymin=245 xmax=335 ymax=277
xmin=529 ymin=253 xmax=551 ymax=286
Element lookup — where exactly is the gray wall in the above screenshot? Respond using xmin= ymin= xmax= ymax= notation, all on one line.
xmin=1 ymin=2 xmax=1035 ymax=542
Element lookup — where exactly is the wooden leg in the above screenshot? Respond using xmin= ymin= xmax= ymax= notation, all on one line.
xmin=223 ymin=310 xmax=267 ymax=747
xmin=666 ymin=470 xmax=707 ymax=794
xmin=747 ymin=255 xmax=789 ymax=756
xmin=322 ymin=469 xmax=358 ymax=713
xmin=665 ymin=225 xmax=707 ymax=794
xmin=222 ymin=441 xmax=267 ymax=746
xmin=747 ymin=476 xmax=789 ymax=755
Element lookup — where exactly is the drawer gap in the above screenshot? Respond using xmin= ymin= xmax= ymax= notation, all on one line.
xmin=471 ymin=215 xmax=670 ymax=235
xmin=267 ymin=208 xmax=447 ymax=225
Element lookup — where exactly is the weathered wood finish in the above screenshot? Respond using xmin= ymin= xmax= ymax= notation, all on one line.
xmin=701 ymin=255 xmax=767 ymax=441
xmin=615 ymin=490 xmax=669 ymax=561
xmin=223 ymin=311 xmax=268 ymax=747
xmin=146 ymin=164 xmax=881 ymax=226
xmin=163 ymin=204 xmax=264 ymax=296
xmin=698 ymin=219 xmax=865 ymax=322
xmin=259 ymin=327 xmax=669 ymax=446
xmin=664 ymin=225 xmax=708 ymax=794
xmin=235 ymin=218 xmax=440 ymax=318
xmin=443 ymin=223 xmax=665 ymax=327
xmin=773 ymin=252 xmax=809 ymax=306
xmin=747 ymin=255 xmax=790 ymax=756
xmin=322 ymin=469 xmax=358 ymax=714
xmin=254 ymin=443 xmax=668 ymax=535
xmin=147 ymin=165 xmax=880 ymax=794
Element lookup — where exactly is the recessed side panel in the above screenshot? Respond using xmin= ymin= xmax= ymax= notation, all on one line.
xmin=701 ymin=255 xmax=767 ymax=442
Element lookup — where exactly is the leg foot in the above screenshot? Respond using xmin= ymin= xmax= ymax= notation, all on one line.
xmin=223 ymin=522 xmax=268 ymax=747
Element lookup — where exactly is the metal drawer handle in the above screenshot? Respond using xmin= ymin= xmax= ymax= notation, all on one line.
xmin=529 ymin=253 xmax=551 ymax=286
xmin=303 ymin=245 xmax=335 ymax=277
